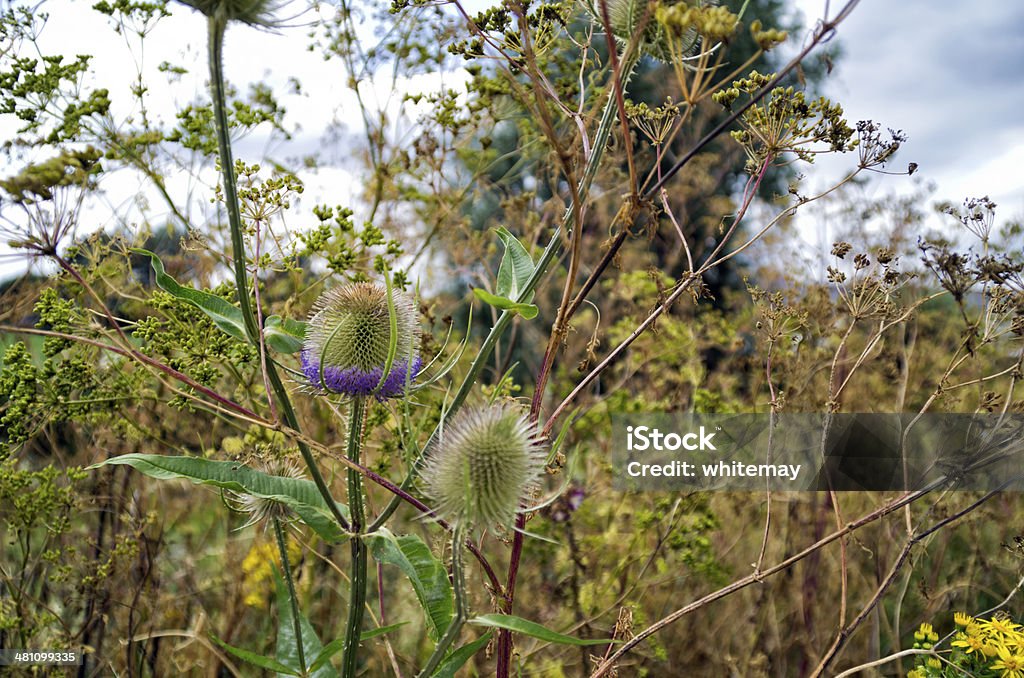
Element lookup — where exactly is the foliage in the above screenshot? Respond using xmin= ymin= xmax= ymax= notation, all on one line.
xmin=0 ymin=0 xmax=1022 ymax=676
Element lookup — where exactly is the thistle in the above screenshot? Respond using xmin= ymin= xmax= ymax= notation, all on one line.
xmin=422 ymin=403 xmax=547 ymax=531
xmin=301 ymin=282 xmax=422 ymax=398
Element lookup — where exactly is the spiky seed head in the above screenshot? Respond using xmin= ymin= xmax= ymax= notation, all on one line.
xmin=422 ymin=404 xmax=547 ymax=531
xmin=227 ymin=457 xmax=304 ymax=529
xmin=177 ymin=0 xmax=286 ymax=27
xmin=302 ymin=282 xmax=421 ymax=398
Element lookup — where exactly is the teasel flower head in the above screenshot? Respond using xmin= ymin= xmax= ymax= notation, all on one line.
xmin=422 ymin=403 xmax=547 ymax=531
xmin=301 ymin=282 xmax=422 ymax=399
xmin=176 ymin=0 xmax=287 ymax=27
xmin=227 ymin=457 xmax=304 ymax=529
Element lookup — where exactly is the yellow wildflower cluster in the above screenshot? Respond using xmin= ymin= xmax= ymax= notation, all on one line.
xmin=908 ymin=613 xmax=1024 ymax=678
xmin=241 ymin=536 xmax=302 ymax=608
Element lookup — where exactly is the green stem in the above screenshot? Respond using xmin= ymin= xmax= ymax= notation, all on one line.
xmin=416 ymin=525 xmax=467 ymax=678
xmin=274 ymin=517 xmax=306 ymax=676
xmin=205 ymin=16 xmax=350 ymax=532
xmin=342 ymin=397 xmax=368 ymax=678
xmin=367 ymin=52 xmax=638 ymax=533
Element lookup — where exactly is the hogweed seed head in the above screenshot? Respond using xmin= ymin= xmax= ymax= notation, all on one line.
xmin=302 ymin=282 xmax=421 ymax=398
xmin=423 ymin=403 xmax=547 ymax=531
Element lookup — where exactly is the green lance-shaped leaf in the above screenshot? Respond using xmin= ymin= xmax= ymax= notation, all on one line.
xmin=430 ymin=632 xmax=492 ymax=678
xmin=471 ymin=288 xmax=539 ymax=319
xmin=134 ymin=248 xmax=306 ymax=353
xmin=209 ymin=635 xmax=299 ymax=675
xmin=90 ymin=454 xmax=348 ymax=542
xmin=366 ymin=528 xmax=453 ymax=640
xmin=307 ymin=622 xmax=410 ymax=672
xmin=467 ymin=614 xmax=617 ymax=646
xmin=494 ymin=226 xmax=535 ymax=300
xmin=133 ymin=248 xmax=248 ymax=341
xmin=274 ymin=573 xmax=334 ymax=677
xmin=264 ymin=315 xmax=306 ymax=354
xmin=472 ymin=227 xmax=539 ymax=319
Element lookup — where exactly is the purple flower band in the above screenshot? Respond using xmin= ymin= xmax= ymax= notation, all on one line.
xmin=301 ymin=351 xmax=422 ymax=399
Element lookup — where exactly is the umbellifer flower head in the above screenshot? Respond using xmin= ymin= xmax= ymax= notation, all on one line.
xmin=422 ymin=403 xmax=547 ymax=531
xmin=302 ymin=282 xmax=421 ymax=398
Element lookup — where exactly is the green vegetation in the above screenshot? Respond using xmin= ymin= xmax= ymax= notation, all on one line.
xmin=1 ymin=1 xmax=1022 ymax=676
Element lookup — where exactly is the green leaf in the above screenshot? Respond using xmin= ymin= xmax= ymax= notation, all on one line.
xmin=90 ymin=454 xmax=348 ymax=542
xmin=307 ymin=638 xmax=345 ymax=673
xmin=209 ymin=635 xmax=299 ymax=675
xmin=494 ymin=226 xmax=535 ymax=301
xmin=132 ymin=248 xmax=247 ymax=341
xmin=264 ymin=315 xmax=306 ymax=353
xmin=467 ymin=614 xmax=615 ymax=646
xmin=430 ymin=632 xmax=492 ymax=678
xmin=366 ymin=528 xmax=453 ymax=640
xmin=274 ymin=572 xmax=332 ymax=677
xmin=361 ymin=621 xmax=410 ymax=641
xmin=472 ymin=288 xmax=539 ymax=320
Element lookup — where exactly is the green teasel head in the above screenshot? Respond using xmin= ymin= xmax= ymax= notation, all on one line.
xmin=302 ymin=282 xmax=422 ymax=398
xmin=422 ymin=403 xmax=547 ymax=531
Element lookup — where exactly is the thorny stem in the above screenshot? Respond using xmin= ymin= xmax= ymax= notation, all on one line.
xmin=342 ymin=397 xmax=368 ymax=678
xmin=274 ymin=517 xmax=306 ymax=675
xmin=206 ymin=15 xmax=350 ymax=532
xmin=368 ymin=47 xmax=636 ymax=535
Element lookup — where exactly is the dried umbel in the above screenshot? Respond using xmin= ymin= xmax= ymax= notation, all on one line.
xmin=302 ymin=282 xmax=422 ymax=398
xmin=422 ymin=404 xmax=547 ymax=531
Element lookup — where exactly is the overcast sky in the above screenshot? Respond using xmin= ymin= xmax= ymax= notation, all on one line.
xmin=792 ymin=0 xmax=1024 ymax=231
xmin=0 ymin=0 xmax=1021 ymax=279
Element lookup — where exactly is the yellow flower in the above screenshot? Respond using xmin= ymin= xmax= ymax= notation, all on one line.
xmin=953 ymin=633 xmax=988 ymax=655
xmin=991 ymin=644 xmax=1024 ymax=678
xmin=241 ymin=537 xmax=301 ymax=608
xmin=955 ymin=612 xmax=975 ymax=626
xmin=926 ymin=658 xmax=942 ymax=669
xmin=983 ymin=616 xmax=1023 ymax=638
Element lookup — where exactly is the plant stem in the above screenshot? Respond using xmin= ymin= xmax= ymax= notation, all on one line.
xmin=416 ymin=525 xmax=467 ymax=678
xmin=274 ymin=517 xmax=306 ymax=675
xmin=342 ymin=396 xmax=368 ymax=678
xmin=368 ymin=49 xmax=636 ymax=535
xmin=205 ymin=15 xmax=350 ymax=532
